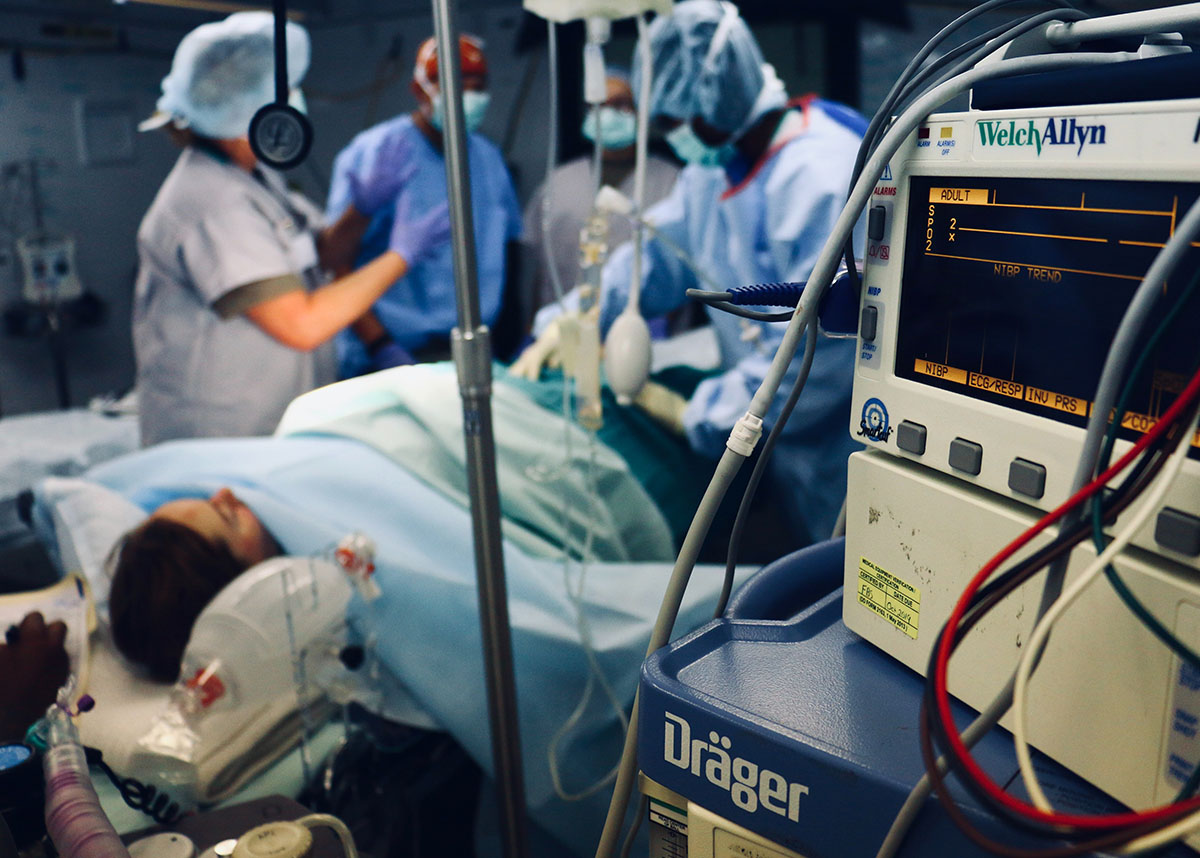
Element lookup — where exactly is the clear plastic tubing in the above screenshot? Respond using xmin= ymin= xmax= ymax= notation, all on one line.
xmin=43 ymin=709 xmax=132 ymax=858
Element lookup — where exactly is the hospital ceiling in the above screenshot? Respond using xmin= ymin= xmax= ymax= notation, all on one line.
xmin=0 ymin=0 xmax=1194 ymax=48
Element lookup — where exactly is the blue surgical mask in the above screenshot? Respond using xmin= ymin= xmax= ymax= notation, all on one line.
xmin=431 ymin=90 xmax=491 ymax=133
xmin=582 ymin=106 xmax=637 ymax=149
xmin=666 ymin=122 xmax=736 ymax=167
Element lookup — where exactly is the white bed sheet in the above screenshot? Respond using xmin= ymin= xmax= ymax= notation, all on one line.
xmin=0 ymin=408 xmax=138 ymax=538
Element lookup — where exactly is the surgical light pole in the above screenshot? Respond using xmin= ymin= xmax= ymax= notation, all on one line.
xmin=428 ymin=2 xmax=528 ymax=857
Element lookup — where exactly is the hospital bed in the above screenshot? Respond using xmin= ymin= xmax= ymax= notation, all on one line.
xmin=0 ymin=404 xmax=138 ymax=543
xmin=28 ymin=355 xmax=743 ymax=856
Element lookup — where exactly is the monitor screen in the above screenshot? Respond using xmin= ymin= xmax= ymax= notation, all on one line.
xmin=894 ymin=174 xmax=1200 ymax=447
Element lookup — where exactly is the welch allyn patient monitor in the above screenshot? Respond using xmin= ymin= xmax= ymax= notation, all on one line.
xmin=844 ymin=95 xmax=1200 ymax=816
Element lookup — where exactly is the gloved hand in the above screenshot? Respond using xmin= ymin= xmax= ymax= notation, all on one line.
xmin=509 ymin=314 xmax=566 ymax=380
xmin=633 ymin=380 xmax=688 ymax=436
xmin=369 ymin=338 xmax=415 ymax=371
xmin=389 ymin=200 xmax=452 ymax=268
xmin=509 ymin=303 xmax=601 ymax=381
xmin=347 ymin=132 xmax=420 ymax=216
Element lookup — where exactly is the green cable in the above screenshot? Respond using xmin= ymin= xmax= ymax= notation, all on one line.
xmin=1088 ymin=266 xmax=1200 ymax=807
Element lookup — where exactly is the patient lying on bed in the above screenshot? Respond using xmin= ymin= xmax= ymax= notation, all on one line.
xmin=51 ymin=363 xmax=731 ymax=856
xmin=107 ymin=489 xmax=278 ymax=682
xmin=103 ymin=362 xmax=712 ymax=683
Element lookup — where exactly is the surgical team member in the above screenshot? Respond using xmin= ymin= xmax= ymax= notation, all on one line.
xmin=520 ymin=71 xmax=679 ymax=328
xmin=325 ymin=34 xmax=523 ymax=376
xmin=516 ymin=0 xmax=867 ymax=546
xmin=134 ymin=12 xmax=450 ymax=446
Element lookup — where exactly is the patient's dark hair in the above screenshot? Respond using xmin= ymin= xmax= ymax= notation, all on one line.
xmin=108 ymin=519 xmax=245 ymax=683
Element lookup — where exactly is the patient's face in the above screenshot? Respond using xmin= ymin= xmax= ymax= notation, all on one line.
xmin=152 ymin=488 xmax=276 ymax=569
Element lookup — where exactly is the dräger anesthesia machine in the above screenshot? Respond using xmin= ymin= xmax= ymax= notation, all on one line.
xmin=626 ymin=4 xmax=1200 ymax=858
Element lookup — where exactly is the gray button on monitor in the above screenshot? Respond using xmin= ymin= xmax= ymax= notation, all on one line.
xmin=896 ymin=420 xmax=926 ymax=455
xmin=860 ymin=305 xmax=878 ymax=342
xmin=1155 ymin=507 xmax=1200 ymax=556
xmin=948 ymin=438 xmax=983 ymax=475
xmin=868 ymin=205 xmax=887 ymax=241
xmin=1008 ymin=458 xmax=1047 ymax=499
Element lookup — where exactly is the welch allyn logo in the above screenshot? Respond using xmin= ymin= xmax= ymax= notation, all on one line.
xmin=976 ymin=116 xmax=1107 ymax=156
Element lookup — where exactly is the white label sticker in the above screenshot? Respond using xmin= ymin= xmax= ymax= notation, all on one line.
xmin=1163 ymin=602 xmax=1200 ymax=789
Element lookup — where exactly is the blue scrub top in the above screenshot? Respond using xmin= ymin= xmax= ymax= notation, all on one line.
xmin=543 ymin=99 xmax=869 ymax=543
xmin=326 ymin=115 xmax=522 ymax=373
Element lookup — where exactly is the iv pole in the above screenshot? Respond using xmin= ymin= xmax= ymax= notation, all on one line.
xmin=429 ymin=2 xmax=528 ymax=857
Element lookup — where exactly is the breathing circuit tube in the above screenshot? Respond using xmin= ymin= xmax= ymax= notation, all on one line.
xmin=42 ymin=701 xmax=132 ymax=858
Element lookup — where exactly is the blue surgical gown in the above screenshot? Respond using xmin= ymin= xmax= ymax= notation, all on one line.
xmin=540 ymin=100 xmax=867 ymax=543
xmin=326 ymin=115 xmax=522 ymax=374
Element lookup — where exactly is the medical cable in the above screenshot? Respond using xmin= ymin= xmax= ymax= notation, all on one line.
xmin=927 ymin=364 xmax=1200 ymax=833
xmin=627 ymin=13 xmax=653 ymax=312
xmin=542 ymin=20 xmax=568 ymax=307
xmin=596 ymin=187 xmax=729 ymax=294
xmin=845 ymin=1 xmax=1084 ymax=284
xmin=593 ymin=49 xmax=1126 ymax=858
xmin=713 ymin=321 xmax=817 ymax=619
xmin=1010 ymin=267 xmax=1200 ymax=818
xmin=1012 ymin=405 xmax=1200 ymax=823
xmin=892 ymin=409 xmax=1175 ymax=854
xmin=916 ymin=456 xmax=1192 ymax=856
xmin=547 ymin=432 xmax=631 ymax=802
xmin=280 ymin=566 xmax=316 ymax=789
xmin=1089 ymin=268 xmax=1200 ymax=668
xmin=876 ymin=257 xmax=1200 ymax=858
xmin=929 ymin=194 xmax=1200 ymax=827
xmin=538 ymin=20 xmax=631 ymax=794
xmin=916 ymin=424 xmax=1183 ymax=851
xmin=619 ymin=792 xmax=648 ymax=858
xmin=852 ymin=0 xmax=1079 ymax=184
xmin=926 ymin=411 xmax=1200 ymax=836
xmin=88 ymin=751 xmax=183 ymax=826
xmin=873 ymin=39 xmax=1200 ymax=858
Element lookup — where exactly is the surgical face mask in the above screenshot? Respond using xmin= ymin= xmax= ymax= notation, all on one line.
xmin=666 ymin=122 xmax=736 ymax=167
xmin=582 ymin=106 xmax=637 ymax=149
xmin=430 ymin=89 xmax=491 ymax=133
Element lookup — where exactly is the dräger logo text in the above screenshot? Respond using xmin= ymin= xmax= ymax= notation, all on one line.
xmin=663 ymin=712 xmax=809 ymax=821
xmin=976 ymin=117 xmax=1107 ymax=156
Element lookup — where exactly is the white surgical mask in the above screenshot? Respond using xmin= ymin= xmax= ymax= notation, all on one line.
xmin=431 ymin=89 xmax=491 ymax=133
xmin=666 ymin=122 xmax=736 ymax=167
xmin=582 ymin=106 xmax=637 ymax=149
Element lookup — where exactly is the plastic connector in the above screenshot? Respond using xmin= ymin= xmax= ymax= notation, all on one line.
xmin=816 ymin=270 xmax=860 ymax=337
xmin=726 ymin=412 xmax=764 ymax=457
xmin=726 ymin=281 xmax=805 ymax=307
xmin=594 ymin=185 xmax=634 ymax=217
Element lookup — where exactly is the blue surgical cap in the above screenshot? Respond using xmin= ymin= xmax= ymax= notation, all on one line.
xmin=633 ymin=0 xmax=786 ymax=137
xmin=156 ymin=12 xmax=310 ymax=140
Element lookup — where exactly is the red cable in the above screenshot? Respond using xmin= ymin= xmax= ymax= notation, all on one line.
xmin=933 ymin=363 xmax=1200 ymax=829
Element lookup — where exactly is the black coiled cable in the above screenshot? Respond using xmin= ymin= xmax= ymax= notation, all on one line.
xmin=85 ymin=747 xmax=183 ymax=826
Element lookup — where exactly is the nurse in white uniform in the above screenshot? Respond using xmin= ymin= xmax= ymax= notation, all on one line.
xmin=133 ymin=12 xmax=448 ymax=446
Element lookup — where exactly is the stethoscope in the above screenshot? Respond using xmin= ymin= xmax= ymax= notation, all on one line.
xmin=247 ymin=0 xmax=313 ymax=170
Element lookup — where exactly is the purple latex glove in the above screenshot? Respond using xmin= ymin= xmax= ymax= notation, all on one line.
xmin=370 ymin=339 xmax=415 ymax=370
xmin=347 ymin=132 xmax=420 ymax=216
xmin=389 ymin=200 xmax=452 ymax=268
